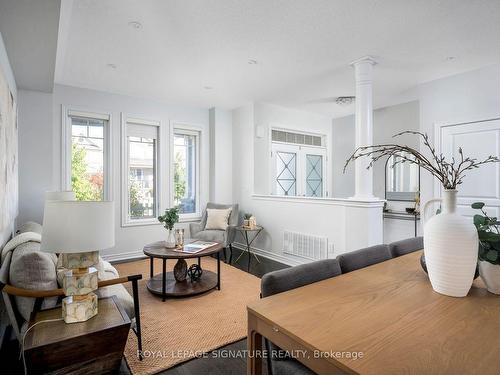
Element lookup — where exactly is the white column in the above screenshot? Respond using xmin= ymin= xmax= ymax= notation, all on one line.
xmin=351 ymin=56 xmax=376 ymax=200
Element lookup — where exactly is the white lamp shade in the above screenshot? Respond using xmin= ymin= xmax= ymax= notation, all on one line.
xmin=45 ymin=191 xmax=76 ymax=201
xmin=40 ymin=201 xmax=115 ymax=253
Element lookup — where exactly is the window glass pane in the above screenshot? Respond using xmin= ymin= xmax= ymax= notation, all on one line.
xmin=276 ymin=151 xmax=296 ymax=196
xmin=71 ymin=117 xmax=105 ymax=201
xmin=306 ymin=154 xmax=323 ymax=197
xmin=174 ymin=132 xmax=197 ymax=214
xmin=128 ymin=136 xmax=156 ymax=220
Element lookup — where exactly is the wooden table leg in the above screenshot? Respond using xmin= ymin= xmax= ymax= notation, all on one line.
xmin=247 ymin=312 xmax=262 ymax=375
xmin=150 ymin=257 xmax=154 ymax=278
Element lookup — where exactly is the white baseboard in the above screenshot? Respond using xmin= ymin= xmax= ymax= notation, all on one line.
xmin=232 ymin=242 xmax=307 ymax=266
xmin=102 ymin=250 xmax=146 ymax=263
xmin=103 ymin=244 xmax=307 ymax=267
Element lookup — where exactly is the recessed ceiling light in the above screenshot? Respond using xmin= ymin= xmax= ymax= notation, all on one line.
xmin=107 ymin=63 xmax=117 ymax=69
xmin=128 ymin=21 xmax=143 ymax=29
xmin=203 ymin=86 xmax=213 ymax=90
xmin=248 ymin=59 xmax=258 ymax=65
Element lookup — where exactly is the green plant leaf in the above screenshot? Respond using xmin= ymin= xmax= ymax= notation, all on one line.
xmin=474 ymin=214 xmax=486 ymax=228
xmin=486 ymin=250 xmax=498 ymax=262
xmin=471 ymin=202 xmax=485 ymax=209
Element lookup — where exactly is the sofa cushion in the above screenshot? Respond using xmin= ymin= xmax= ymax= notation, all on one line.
xmin=16 ymin=221 xmax=43 ymax=235
xmin=205 ymin=208 xmax=232 ymax=230
xmin=10 ymin=241 xmax=58 ymax=321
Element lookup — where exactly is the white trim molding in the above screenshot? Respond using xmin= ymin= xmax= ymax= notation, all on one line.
xmin=61 ymin=105 xmax=113 ymax=200
xmin=120 ymin=113 xmax=166 ymax=227
xmin=251 ymin=194 xmax=385 ymax=208
xmin=171 ymin=121 xmax=205 ymax=219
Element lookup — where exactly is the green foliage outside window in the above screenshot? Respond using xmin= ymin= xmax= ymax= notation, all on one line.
xmin=174 ymin=151 xmax=186 ymax=204
xmin=71 ymin=144 xmax=103 ymax=201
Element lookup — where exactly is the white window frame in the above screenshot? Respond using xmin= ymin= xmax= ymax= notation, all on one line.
xmin=121 ymin=114 xmax=166 ymax=227
xmin=61 ymin=106 xmax=112 ymax=200
xmin=270 ymin=127 xmax=328 ymax=197
xmin=171 ymin=124 xmax=202 ymax=220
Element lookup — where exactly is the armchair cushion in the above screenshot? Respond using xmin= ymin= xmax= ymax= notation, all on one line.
xmin=205 ymin=208 xmax=232 ymax=230
xmin=194 ymin=229 xmax=227 ymax=244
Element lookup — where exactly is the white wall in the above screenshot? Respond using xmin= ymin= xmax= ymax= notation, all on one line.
xmin=418 ymin=63 xmax=500 ymax=207
xmin=332 ymin=101 xmax=420 ymax=198
xmin=17 ymin=90 xmax=53 ymax=225
xmin=17 ymin=84 xmax=212 ymax=260
xmin=332 ymin=115 xmax=355 ymax=198
xmin=232 ymin=103 xmax=383 ymax=265
xmin=253 ymin=102 xmax=334 ymax=196
xmin=209 ymin=107 xmax=233 ymax=204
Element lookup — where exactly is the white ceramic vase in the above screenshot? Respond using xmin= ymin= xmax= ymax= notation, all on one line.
xmin=165 ymin=229 xmax=176 ymax=248
xmin=423 ymin=189 xmax=478 ymax=297
xmin=478 ymin=260 xmax=500 ymax=294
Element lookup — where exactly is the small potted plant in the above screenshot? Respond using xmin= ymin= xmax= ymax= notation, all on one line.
xmin=158 ymin=207 xmax=180 ymax=248
xmin=471 ymin=202 xmax=500 ymax=294
xmin=243 ymin=213 xmax=252 ymax=228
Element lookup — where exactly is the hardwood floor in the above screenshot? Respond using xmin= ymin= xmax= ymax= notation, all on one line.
xmin=2 ymin=248 xmax=288 ymax=375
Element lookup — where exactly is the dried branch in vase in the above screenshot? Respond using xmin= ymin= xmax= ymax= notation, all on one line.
xmin=344 ymin=131 xmax=500 ymax=190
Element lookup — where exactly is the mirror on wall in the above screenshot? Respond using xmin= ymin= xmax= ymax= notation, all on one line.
xmin=385 ymin=152 xmax=420 ymax=201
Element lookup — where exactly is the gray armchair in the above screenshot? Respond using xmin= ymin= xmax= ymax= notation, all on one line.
xmin=189 ymin=203 xmax=239 ymax=263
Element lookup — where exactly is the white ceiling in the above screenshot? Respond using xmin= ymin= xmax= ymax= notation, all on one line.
xmin=0 ymin=0 xmax=60 ymax=92
xmin=40 ymin=0 xmax=500 ymax=117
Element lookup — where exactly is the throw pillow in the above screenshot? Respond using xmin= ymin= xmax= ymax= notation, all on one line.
xmin=205 ymin=208 xmax=232 ymax=230
xmin=10 ymin=242 xmax=58 ymax=321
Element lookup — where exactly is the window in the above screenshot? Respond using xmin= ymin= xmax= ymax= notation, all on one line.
xmin=64 ymin=110 xmax=111 ymax=201
xmin=122 ymin=119 xmax=160 ymax=224
xmin=173 ymin=129 xmax=199 ymax=215
xmin=271 ymin=129 xmax=327 ymax=197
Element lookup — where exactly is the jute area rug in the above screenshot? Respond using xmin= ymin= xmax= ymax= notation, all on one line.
xmin=115 ymin=256 xmax=261 ymax=375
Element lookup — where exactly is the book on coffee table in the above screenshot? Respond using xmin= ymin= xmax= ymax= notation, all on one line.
xmin=175 ymin=241 xmax=218 ymax=254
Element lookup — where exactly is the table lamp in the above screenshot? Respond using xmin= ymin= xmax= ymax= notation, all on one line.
xmin=45 ymin=190 xmax=76 ymax=201
xmin=40 ymin=200 xmax=115 ymax=323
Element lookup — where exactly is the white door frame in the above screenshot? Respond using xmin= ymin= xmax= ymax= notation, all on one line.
xmin=433 ymin=116 xmax=500 ymax=203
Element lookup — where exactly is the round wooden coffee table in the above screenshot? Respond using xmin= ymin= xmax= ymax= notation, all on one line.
xmin=143 ymin=240 xmax=223 ymax=301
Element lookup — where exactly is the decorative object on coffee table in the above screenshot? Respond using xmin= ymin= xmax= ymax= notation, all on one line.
xmin=175 ymin=228 xmax=185 ymax=248
xmin=143 ymin=240 xmax=223 ymax=301
xmin=187 ymin=264 xmax=203 ymax=281
xmin=158 ymin=206 xmax=180 ymax=248
xmin=345 ymin=130 xmax=499 ymax=297
xmin=471 ymin=201 xmax=500 ymax=294
xmin=234 ymin=225 xmax=263 ymax=271
xmin=173 ymin=258 xmax=188 ymax=282
xmin=40 ymin=200 xmax=115 ymax=322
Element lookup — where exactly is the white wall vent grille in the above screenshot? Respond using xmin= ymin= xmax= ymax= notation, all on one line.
xmin=272 ymin=129 xmax=323 ymax=147
xmin=283 ymin=231 xmax=333 ymax=260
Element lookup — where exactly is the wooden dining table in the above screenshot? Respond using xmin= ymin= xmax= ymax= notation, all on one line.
xmin=247 ymin=251 xmax=500 ymax=375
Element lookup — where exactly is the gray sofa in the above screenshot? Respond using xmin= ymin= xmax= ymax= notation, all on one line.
xmin=189 ymin=202 xmax=239 ymax=262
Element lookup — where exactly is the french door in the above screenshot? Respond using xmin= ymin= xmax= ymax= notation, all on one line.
xmin=271 ymin=143 xmax=327 ymax=197
xmin=438 ymin=118 xmax=500 ymax=218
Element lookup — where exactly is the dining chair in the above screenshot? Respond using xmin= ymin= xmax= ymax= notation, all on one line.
xmin=337 ymin=244 xmax=392 ymax=274
xmin=389 ymin=237 xmax=423 ymax=257
xmin=261 ymin=259 xmax=342 ymax=375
